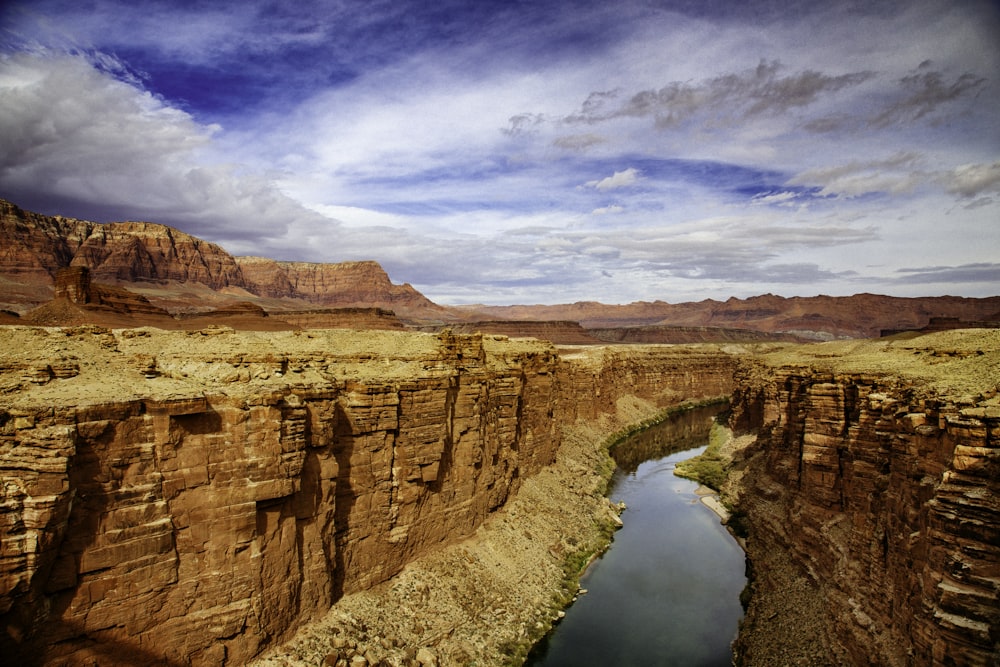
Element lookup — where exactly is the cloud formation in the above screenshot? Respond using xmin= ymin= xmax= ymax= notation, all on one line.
xmin=585 ymin=168 xmax=642 ymax=191
xmin=0 ymin=51 xmax=326 ymax=246
xmin=564 ymin=61 xmax=875 ymax=128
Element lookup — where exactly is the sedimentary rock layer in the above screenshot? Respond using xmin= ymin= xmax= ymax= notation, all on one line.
xmin=0 ymin=326 xmax=735 ymax=665
xmin=728 ymin=330 xmax=1000 ymax=665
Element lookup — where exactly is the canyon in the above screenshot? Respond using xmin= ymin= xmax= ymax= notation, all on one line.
xmin=0 ymin=325 xmax=736 ymax=665
xmin=1 ymin=325 xmax=996 ymax=665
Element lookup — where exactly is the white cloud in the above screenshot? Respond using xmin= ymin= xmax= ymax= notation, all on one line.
xmin=2 ymin=0 xmax=999 ymax=304
xmin=0 ymin=51 xmax=326 ymax=241
xmin=585 ymin=167 xmax=641 ymax=191
xmin=787 ymin=153 xmax=929 ymax=198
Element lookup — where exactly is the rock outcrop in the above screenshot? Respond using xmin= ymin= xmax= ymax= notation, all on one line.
xmin=70 ymin=222 xmax=245 ymax=289
xmin=726 ymin=330 xmax=1000 ymax=665
xmin=419 ymin=321 xmax=602 ymax=345
xmin=235 ymin=258 xmax=444 ymax=320
xmin=588 ymin=324 xmax=800 ymax=344
xmin=0 ymin=200 xmax=446 ymax=321
xmin=22 ymin=267 xmax=177 ymax=327
xmin=0 ymin=326 xmax=736 ymax=665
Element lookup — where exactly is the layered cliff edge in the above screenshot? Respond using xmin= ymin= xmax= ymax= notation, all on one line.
xmin=0 ymin=326 xmax=736 ymax=666
xmin=725 ymin=329 xmax=1000 ymax=666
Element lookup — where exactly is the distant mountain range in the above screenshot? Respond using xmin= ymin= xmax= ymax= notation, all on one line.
xmin=2 ymin=198 xmax=998 ymax=340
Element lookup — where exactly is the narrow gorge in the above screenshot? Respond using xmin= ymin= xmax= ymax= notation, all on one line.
xmin=1 ymin=325 xmax=997 ymax=665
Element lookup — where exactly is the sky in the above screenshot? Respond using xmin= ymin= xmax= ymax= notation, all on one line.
xmin=1 ymin=1 xmax=998 ymax=305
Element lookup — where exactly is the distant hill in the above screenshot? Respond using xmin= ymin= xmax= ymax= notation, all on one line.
xmin=461 ymin=292 xmax=1000 ymax=340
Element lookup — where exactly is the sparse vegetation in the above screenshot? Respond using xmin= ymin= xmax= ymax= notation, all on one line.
xmin=673 ymin=418 xmax=731 ymax=490
xmin=604 ymin=396 xmax=729 ymax=452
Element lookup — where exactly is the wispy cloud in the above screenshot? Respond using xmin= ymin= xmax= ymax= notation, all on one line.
xmin=871 ymin=61 xmax=986 ymax=128
xmin=895 ymin=263 xmax=1000 ymax=285
xmin=562 ymin=61 xmax=874 ymax=129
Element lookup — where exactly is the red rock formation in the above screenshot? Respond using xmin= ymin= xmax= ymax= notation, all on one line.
xmin=729 ymin=358 xmax=1000 ymax=665
xmin=24 ymin=267 xmax=176 ymax=326
xmin=0 ymin=328 xmax=736 ymax=665
xmin=236 ymin=257 xmax=447 ymax=320
xmin=0 ymin=200 xmax=447 ymax=321
xmin=69 ymin=222 xmax=245 ymax=289
xmin=0 ymin=200 xmax=95 ymax=279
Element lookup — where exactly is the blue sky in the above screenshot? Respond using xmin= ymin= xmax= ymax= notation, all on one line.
xmin=1 ymin=0 xmax=998 ymax=304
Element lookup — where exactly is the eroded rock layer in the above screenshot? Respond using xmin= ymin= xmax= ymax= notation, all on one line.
xmin=0 ymin=327 xmax=735 ymax=665
xmin=728 ymin=331 xmax=1000 ymax=666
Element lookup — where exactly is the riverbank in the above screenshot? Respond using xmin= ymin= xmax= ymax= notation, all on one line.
xmin=695 ymin=485 xmax=731 ymax=522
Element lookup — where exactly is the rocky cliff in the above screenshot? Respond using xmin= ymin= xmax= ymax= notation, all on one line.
xmin=235 ymin=258 xmax=445 ymax=320
xmin=588 ymin=324 xmax=800 ymax=344
xmin=0 ymin=326 xmax=736 ymax=665
xmin=726 ymin=330 xmax=999 ymax=665
xmin=0 ymin=200 xmax=444 ymax=320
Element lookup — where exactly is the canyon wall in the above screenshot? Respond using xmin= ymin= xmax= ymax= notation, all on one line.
xmin=727 ymin=332 xmax=999 ymax=665
xmin=0 ymin=326 xmax=735 ymax=666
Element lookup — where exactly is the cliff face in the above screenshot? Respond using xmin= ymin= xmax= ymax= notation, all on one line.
xmin=0 ymin=327 xmax=735 ymax=665
xmin=235 ymin=257 xmax=444 ymax=320
xmin=0 ymin=201 xmax=95 ymax=279
xmin=728 ymin=332 xmax=999 ymax=665
xmin=70 ymin=222 xmax=245 ymax=289
xmin=0 ymin=201 xmax=444 ymax=320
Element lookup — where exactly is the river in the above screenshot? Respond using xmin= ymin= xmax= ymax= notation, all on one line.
xmin=526 ymin=405 xmax=746 ymax=666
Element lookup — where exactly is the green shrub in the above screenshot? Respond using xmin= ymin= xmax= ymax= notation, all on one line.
xmin=674 ymin=420 xmax=730 ymax=491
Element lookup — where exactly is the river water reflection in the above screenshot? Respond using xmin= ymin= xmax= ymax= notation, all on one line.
xmin=526 ymin=405 xmax=746 ymax=666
